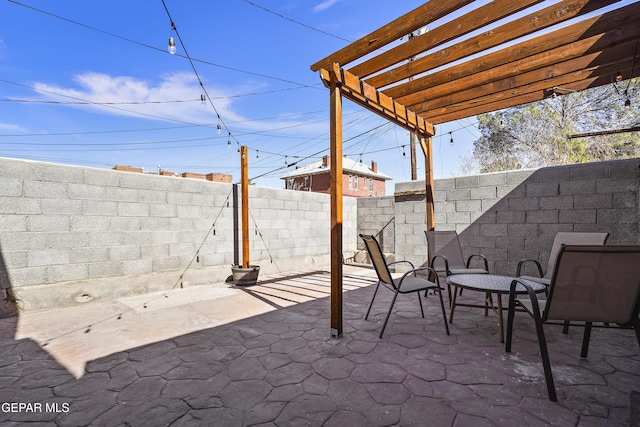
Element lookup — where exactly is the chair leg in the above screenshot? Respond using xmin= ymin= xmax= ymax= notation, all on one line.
xmin=634 ymin=316 xmax=640 ymax=348
xmin=436 ymin=287 xmax=450 ymax=336
xmin=379 ymin=292 xmax=399 ymax=338
xmin=417 ymin=293 xmax=425 ymax=318
xmin=562 ymin=321 xmax=570 ymax=334
xmin=580 ymin=322 xmax=592 ymax=358
xmin=505 ymin=291 xmax=517 ymax=353
xmin=532 ymin=308 xmax=557 ymax=401
xmin=449 ymin=285 xmax=459 ymax=324
xmin=365 ymin=282 xmax=381 ymax=320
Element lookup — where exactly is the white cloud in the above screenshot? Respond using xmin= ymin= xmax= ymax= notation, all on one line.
xmin=32 ymin=72 xmax=235 ymax=125
xmin=0 ymin=122 xmax=27 ymax=133
xmin=29 ymin=72 xmax=327 ymax=135
xmin=312 ymin=0 xmax=340 ymax=13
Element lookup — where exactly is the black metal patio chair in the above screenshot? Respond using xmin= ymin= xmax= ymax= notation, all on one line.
xmin=425 ymin=230 xmax=489 ymax=318
xmin=516 ymin=232 xmax=609 ymax=287
xmin=505 ymin=244 xmax=640 ymax=401
xmin=360 ymin=234 xmax=450 ymax=339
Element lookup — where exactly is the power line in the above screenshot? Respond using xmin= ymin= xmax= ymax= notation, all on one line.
xmin=240 ymin=0 xmax=352 ymax=43
xmin=6 ymin=0 xmax=314 ymax=88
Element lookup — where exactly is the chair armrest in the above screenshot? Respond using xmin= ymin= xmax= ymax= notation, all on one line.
xmin=516 ymin=259 xmax=544 ymax=278
xmin=388 ymin=260 xmax=415 ymax=269
xmin=466 ymin=254 xmax=489 ymax=271
xmin=388 ymin=260 xmax=415 ymax=274
xmin=397 ymin=266 xmax=440 ymax=291
xmin=430 ymin=254 xmax=450 ymax=275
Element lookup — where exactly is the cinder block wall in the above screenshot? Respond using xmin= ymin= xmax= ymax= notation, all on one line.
xmin=0 ymin=157 xmax=357 ymax=312
xmin=356 ymin=195 xmax=395 ymax=254
xmin=359 ymin=159 xmax=640 ymax=274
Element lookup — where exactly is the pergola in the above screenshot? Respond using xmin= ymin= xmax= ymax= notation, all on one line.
xmin=310 ymin=0 xmax=640 ymax=337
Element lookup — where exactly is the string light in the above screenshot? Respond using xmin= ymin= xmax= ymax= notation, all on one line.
xmin=402 ymin=146 xmax=406 ymax=158
xmin=227 ymin=132 xmax=231 ymax=148
xmin=285 ymin=155 xmax=288 ymax=166
xmin=200 ymin=94 xmax=206 ymax=106
xmin=256 ymin=150 xmax=259 ymax=159
xmin=449 ymin=132 xmax=454 ymax=146
xmin=168 ymin=21 xmax=177 ymax=54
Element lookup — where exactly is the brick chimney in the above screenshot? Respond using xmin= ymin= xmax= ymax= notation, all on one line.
xmin=371 ymin=161 xmax=378 ymax=173
xmin=322 ymin=156 xmax=330 ymax=167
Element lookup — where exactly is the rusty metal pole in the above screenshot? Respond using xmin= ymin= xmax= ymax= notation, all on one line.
xmin=240 ymin=145 xmax=250 ymax=268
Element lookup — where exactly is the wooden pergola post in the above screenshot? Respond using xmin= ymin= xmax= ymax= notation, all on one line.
xmin=420 ymin=137 xmax=435 ymax=231
xmin=329 ymin=67 xmax=343 ymax=338
xmin=240 ymin=145 xmax=250 ymax=268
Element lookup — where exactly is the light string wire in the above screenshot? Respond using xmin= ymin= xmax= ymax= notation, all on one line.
xmin=249 ymin=210 xmax=281 ymax=273
xmin=40 ymin=187 xmax=234 ymax=346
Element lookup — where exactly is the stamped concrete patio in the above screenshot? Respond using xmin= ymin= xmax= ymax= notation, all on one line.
xmin=0 ymin=266 xmax=638 ymax=426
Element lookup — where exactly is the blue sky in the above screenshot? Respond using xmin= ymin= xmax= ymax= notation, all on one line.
xmin=0 ymin=0 xmax=486 ymax=191
xmin=2 ymin=0 xmax=616 ymax=191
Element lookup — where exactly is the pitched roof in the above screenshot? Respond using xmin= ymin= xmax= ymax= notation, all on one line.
xmin=280 ymin=156 xmax=392 ymax=180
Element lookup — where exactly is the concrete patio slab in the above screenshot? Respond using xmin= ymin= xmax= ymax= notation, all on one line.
xmin=0 ymin=266 xmax=638 ymax=426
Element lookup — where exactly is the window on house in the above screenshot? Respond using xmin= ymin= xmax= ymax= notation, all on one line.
xmin=287 ymin=179 xmax=294 ymax=189
xmin=369 ymin=177 xmax=374 ymax=191
xmin=304 ymin=176 xmax=309 ymax=188
xmin=354 ymin=176 xmax=359 ymax=189
xmin=348 ymin=175 xmax=352 ymax=189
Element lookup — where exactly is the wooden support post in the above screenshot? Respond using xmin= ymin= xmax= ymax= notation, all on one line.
xmin=240 ymin=145 xmax=250 ymax=268
xmin=329 ymin=69 xmax=343 ymax=338
xmin=419 ymin=137 xmax=435 ymax=231
xmin=410 ymin=132 xmax=417 ymax=180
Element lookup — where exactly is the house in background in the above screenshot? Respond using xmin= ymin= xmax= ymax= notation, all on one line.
xmin=280 ymin=156 xmax=391 ymax=197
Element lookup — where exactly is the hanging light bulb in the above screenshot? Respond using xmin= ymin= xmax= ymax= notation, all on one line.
xmin=285 ymin=155 xmax=288 ymax=167
xmin=625 ymin=98 xmax=631 ymax=109
xmin=200 ymin=94 xmax=206 ymax=106
xmin=616 ymin=71 xmax=623 ymax=82
xmin=168 ymin=37 xmax=176 ymax=54
xmin=402 ymin=146 xmax=406 ymax=158
xmin=217 ymin=123 xmax=222 ymax=134
xmin=256 ymin=150 xmax=259 ymax=159
xmin=227 ymin=132 xmax=231 ymax=148
xmin=449 ymin=132 xmax=454 ymax=146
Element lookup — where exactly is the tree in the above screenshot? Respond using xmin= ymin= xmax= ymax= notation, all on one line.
xmin=466 ymin=78 xmax=640 ymax=174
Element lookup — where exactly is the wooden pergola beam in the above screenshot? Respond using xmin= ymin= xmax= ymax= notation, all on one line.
xmin=311 ymin=0 xmax=474 ymax=72
xmin=425 ymin=68 xmax=640 ymax=124
xmin=348 ymin=0 xmax=545 ymax=79
xmin=383 ymin=2 xmax=639 ymax=101
xmin=319 ymin=65 xmax=435 ymax=140
xmin=409 ymin=42 xmax=640 ymax=117
xmin=365 ymin=0 xmax=618 ymax=89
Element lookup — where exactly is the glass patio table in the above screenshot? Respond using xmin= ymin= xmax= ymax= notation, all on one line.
xmin=447 ymin=274 xmax=546 ymax=343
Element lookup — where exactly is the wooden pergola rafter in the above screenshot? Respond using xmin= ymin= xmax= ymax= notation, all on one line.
xmin=310 ymin=0 xmax=640 ymax=337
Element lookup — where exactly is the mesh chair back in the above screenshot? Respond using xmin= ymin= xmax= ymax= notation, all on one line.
xmin=545 ymin=245 xmax=640 ymax=325
xmin=425 ymin=230 xmax=466 ymax=269
xmin=543 ymin=232 xmax=609 ymax=280
xmin=360 ymin=234 xmax=395 ymax=288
